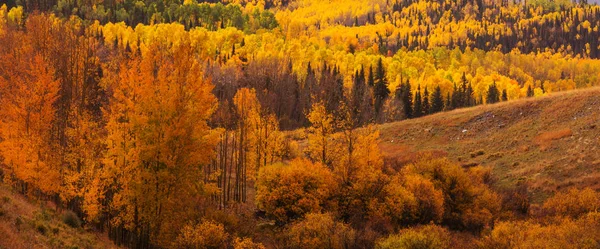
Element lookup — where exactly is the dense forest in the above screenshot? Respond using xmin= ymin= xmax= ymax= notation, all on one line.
xmin=1 ymin=0 xmax=600 ymax=248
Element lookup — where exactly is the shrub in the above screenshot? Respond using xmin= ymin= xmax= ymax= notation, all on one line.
xmin=380 ymin=174 xmax=445 ymax=226
xmin=287 ymin=213 xmax=356 ymax=249
xmin=37 ymin=209 xmax=52 ymax=221
xmin=62 ymin=211 xmax=82 ymax=228
xmin=542 ymin=188 xmax=600 ymax=218
xmin=376 ymin=224 xmax=451 ymax=249
xmin=479 ymin=213 xmax=600 ymax=249
xmin=401 ymin=157 xmax=500 ymax=232
xmin=15 ymin=216 xmax=23 ymax=230
xmin=403 ymin=174 xmax=445 ymax=224
xmin=233 ymin=237 xmax=266 ymax=249
xmin=172 ymin=220 xmax=228 ymax=249
xmin=36 ymin=223 xmax=48 ymax=235
xmin=470 ymin=150 xmax=485 ymax=158
xmin=499 ymin=184 xmax=530 ymax=215
xmin=256 ymin=159 xmax=338 ymax=224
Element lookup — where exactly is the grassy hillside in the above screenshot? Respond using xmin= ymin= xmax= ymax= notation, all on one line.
xmin=378 ymin=87 xmax=600 ymax=202
xmin=0 ymin=185 xmax=119 ymax=249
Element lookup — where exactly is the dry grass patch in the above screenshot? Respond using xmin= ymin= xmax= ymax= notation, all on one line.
xmin=534 ymin=128 xmax=573 ymax=150
xmin=0 ymin=185 xmax=121 ymax=249
xmin=374 ymin=87 xmax=600 ymax=203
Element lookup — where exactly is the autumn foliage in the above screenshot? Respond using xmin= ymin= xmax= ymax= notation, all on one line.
xmin=1 ymin=1 xmax=600 ymax=248
xmin=255 ymin=159 xmax=337 ymax=224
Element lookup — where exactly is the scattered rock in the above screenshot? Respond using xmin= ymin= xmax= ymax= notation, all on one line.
xmin=487 ymin=152 xmax=503 ymax=160
xmin=470 ymin=150 xmax=485 ymax=158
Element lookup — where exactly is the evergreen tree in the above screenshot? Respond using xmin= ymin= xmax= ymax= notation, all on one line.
xmin=301 ymin=62 xmax=316 ymax=125
xmin=401 ymin=80 xmax=413 ymax=118
xmin=367 ymin=65 xmax=375 ymax=87
xmin=422 ymin=86 xmax=430 ymax=115
xmin=414 ymin=85 xmax=423 ymax=117
xmin=125 ymin=41 xmax=132 ymax=53
xmin=527 ymin=85 xmax=534 ymax=97
xmin=466 ymin=83 xmax=474 ymax=106
xmin=431 ymin=85 xmax=444 ymax=113
xmin=376 ymin=58 xmax=386 ymax=84
xmin=460 ymin=72 xmax=468 ymax=107
xmin=351 ymin=71 xmax=365 ymax=117
xmin=445 ymin=92 xmax=452 ymax=111
xmin=451 ymin=83 xmax=460 ymax=109
xmin=486 ymin=81 xmax=500 ymax=104
xmin=373 ymin=58 xmax=390 ymax=118
xmin=502 ymin=89 xmax=508 ymax=101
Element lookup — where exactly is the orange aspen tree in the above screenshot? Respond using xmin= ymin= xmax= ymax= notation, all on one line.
xmin=103 ymin=40 xmax=219 ymax=246
xmin=0 ymin=47 xmax=60 ymax=196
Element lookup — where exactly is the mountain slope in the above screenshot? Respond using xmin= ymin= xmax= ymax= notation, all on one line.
xmin=378 ymin=87 xmax=600 ymax=201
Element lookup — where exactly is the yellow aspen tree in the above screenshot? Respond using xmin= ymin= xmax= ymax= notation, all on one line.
xmin=306 ymin=101 xmax=335 ymax=167
xmin=232 ymin=87 xmax=286 ymax=202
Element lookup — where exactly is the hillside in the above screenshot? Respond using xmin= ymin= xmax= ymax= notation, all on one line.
xmin=378 ymin=87 xmax=600 ymax=201
xmin=0 ymin=185 xmax=119 ymax=249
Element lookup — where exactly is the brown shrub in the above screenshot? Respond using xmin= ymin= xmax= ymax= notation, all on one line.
xmin=376 ymin=224 xmax=451 ymax=249
xmin=172 ymin=220 xmax=228 ymax=249
xmin=286 ymin=213 xmax=356 ymax=249
xmin=401 ymin=157 xmax=501 ymax=232
xmin=480 ymin=212 xmax=600 ymax=249
xmin=256 ymin=159 xmax=338 ymax=224
xmin=499 ymin=183 xmax=531 ymax=216
xmin=233 ymin=237 xmax=266 ymax=249
xmin=542 ymin=188 xmax=600 ymax=218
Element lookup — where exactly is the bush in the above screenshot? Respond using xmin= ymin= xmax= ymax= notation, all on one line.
xmin=256 ymin=159 xmax=338 ymax=224
xmin=380 ymin=174 xmax=445 ymax=226
xmin=479 ymin=213 xmax=600 ymax=249
xmin=36 ymin=223 xmax=48 ymax=235
xmin=470 ymin=150 xmax=485 ymax=158
xmin=15 ymin=216 xmax=23 ymax=230
xmin=233 ymin=237 xmax=266 ymax=249
xmin=376 ymin=224 xmax=451 ymax=249
xmin=287 ymin=213 xmax=356 ymax=249
xmin=401 ymin=157 xmax=500 ymax=232
xmin=172 ymin=220 xmax=228 ymax=249
xmin=403 ymin=174 xmax=445 ymax=224
xmin=62 ymin=211 xmax=82 ymax=228
xmin=499 ymin=184 xmax=530 ymax=215
xmin=542 ymin=188 xmax=600 ymax=218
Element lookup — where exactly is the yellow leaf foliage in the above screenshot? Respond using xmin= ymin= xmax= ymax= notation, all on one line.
xmin=255 ymin=158 xmax=337 ymax=223
xmin=287 ymin=213 xmax=356 ymax=249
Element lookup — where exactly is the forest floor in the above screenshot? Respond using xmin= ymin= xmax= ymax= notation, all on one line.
xmin=0 ymin=185 xmax=120 ymax=249
xmin=377 ymin=87 xmax=600 ymax=202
